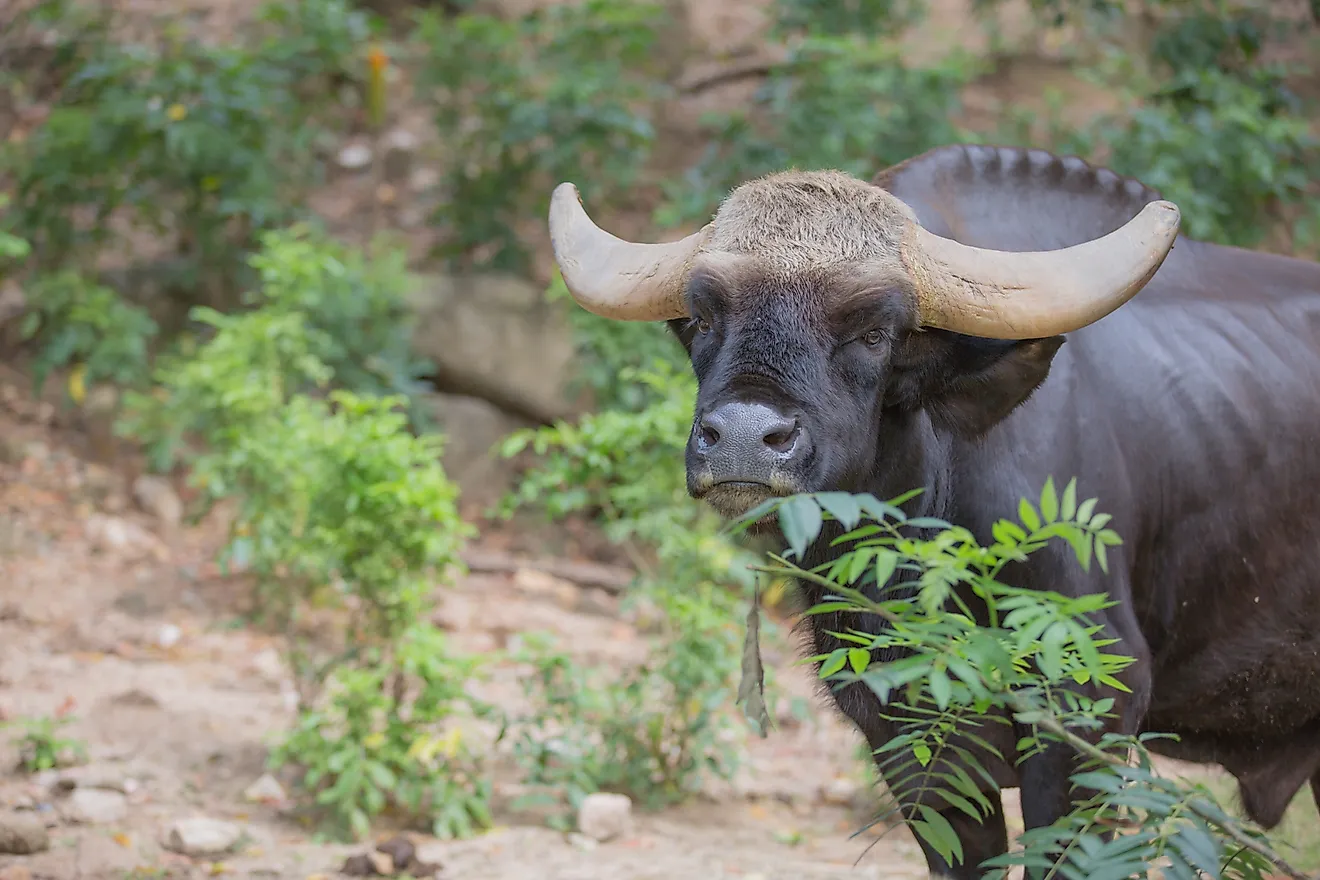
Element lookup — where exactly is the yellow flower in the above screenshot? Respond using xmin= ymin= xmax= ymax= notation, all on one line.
xmin=167 ymin=103 xmax=188 ymax=121
xmin=67 ymin=363 xmax=87 ymax=405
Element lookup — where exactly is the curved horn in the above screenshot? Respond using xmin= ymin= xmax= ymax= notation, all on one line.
xmin=903 ymin=200 xmax=1181 ymax=339
xmin=548 ymin=183 xmax=710 ymax=321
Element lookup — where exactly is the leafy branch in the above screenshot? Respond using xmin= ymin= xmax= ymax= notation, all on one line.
xmin=731 ymin=478 xmax=1310 ymax=878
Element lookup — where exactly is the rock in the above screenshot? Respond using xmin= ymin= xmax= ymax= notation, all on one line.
xmin=336 ymin=142 xmax=373 ymax=170
xmin=418 ymin=392 xmax=532 ymax=509
xmin=243 ymin=773 xmax=286 ymax=804
xmin=819 ymin=776 xmax=859 ymax=807
xmin=250 ymin=648 xmax=286 ymax=686
xmin=154 ymin=623 xmax=181 ymax=649
xmin=0 ymin=282 xmax=25 ymax=329
xmin=409 ymin=166 xmax=440 ymax=193
xmin=0 ymin=865 xmax=33 ymax=880
xmin=0 ymin=812 xmax=50 ymax=854
xmin=161 ymin=816 xmax=242 ymax=856
xmin=408 ymin=272 xmax=581 ymax=425
xmin=567 ymin=831 xmax=598 ymax=851
xmin=512 ymin=568 xmax=579 ymax=607
xmin=131 ymin=475 xmax=182 ymax=526
xmin=84 ymin=514 xmax=166 ymax=561
xmin=110 ymin=688 xmax=161 ymax=708
xmin=376 ymin=835 xmax=416 ymax=870
xmin=340 ymin=854 xmax=376 ymax=876
xmin=381 ymin=128 xmax=419 ymax=183
xmin=53 ymin=764 xmax=138 ymax=794
xmin=64 ymin=788 xmax=127 ymax=824
xmin=369 ymin=852 xmax=394 ymax=875
xmin=576 ymin=792 xmax=633 ymax=842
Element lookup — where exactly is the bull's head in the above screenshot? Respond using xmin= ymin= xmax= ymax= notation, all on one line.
xmin=548 ymin=170 xmax=1179 ymax=519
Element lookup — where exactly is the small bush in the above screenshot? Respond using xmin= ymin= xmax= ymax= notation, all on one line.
xmin=418 ymin=0 xmax=669 ymax=271
xmin=272 ymin=624 xmax=495 ymax=841
xmin=5 ymin=713 xmax=88 ymax=773
xmin=16 ymin=271 xmax=158 ymax=396
xmin=505 ymin=583 xmax=744 ymax=825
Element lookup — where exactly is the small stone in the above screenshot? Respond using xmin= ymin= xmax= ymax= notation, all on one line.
xmin=376 ymin=835 xmax=415 ymax=869
xmin=84 ymin=514 xmax=166 ymax=560
xmin=131 ymin=475 xmax=182 ymax=527
xmin=819 ymin=777 xmax=859 ymax=807
xmin=382 ymin=128 xmax=418 ymax=183
xmin=408 ymin=166 xmax=440 ymax=193
xmin=513 ymin=568 xmax=579 ymax=608
xmin=251 ymin=648 xmax=285 ymax=685
xmin=576 ymin=792 xmax=633 ymax=842
xmin=0 ymin=811 xmax=50 ymax=854
xmin=567 ymin=831 xmax=598 ymax=851
xmin=155 ymin=623 xmax=181 ymax=649
xmin=336 ymin=143 xmax=373 ymax=171
xmin=65 ymin=788 xmax=127 ymax=824
xmin=243 ymin=774 xmax=286 ymax=804
xmin=368 ymin=851 xmax=394 ymax=875
xmin=162 ymin=816 xmax=242 ymax=856
xmin=340 ymin=854 xmax=376 ymax=876
xmin=111 ymin=688 xmax=161 ymax=708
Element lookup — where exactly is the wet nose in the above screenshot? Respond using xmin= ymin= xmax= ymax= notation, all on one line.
xmin=695 ymin=402 xmax=804 ymax=475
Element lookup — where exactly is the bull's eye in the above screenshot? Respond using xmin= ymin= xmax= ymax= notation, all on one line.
xmin=696 ymin=317 xmax=712 ymax=335
xmin=862 ymin=329 xmax=885 ymax=347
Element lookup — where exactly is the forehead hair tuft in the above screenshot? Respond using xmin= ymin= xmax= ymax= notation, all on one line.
xmin=706 ymin=170 xmax=918 ymax=275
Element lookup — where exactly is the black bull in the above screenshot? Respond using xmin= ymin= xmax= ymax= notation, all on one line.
xmin=652 ymin=146 xmax=1320 ymax=876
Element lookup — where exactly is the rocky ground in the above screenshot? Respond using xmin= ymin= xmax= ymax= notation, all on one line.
xmin=0 ymin=382 xmax=953 ymax=880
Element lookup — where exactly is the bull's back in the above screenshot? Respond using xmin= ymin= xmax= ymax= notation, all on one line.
xmin=1033 ymin=258 xmax=1320 ymax=747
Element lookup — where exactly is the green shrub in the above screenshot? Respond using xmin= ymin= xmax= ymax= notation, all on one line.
xmin=659 ymin=34 xmax=978 ymax=228
xmin=2 ymin=0 xmax=364 ymax=294
xmin=4 ymin=713 xmax=88 ymax=773
xmin=272 ymin=623 xmax=495 ymax=841
xmin=499 ymin=362 xmax=762 ymax=820
xmin=505 ymin=582 xmax=744 ymax=825
xmin=16 ymin=270 xmax=158 ymax=396
xmin=244 ymin=224 xmax=432 ymax=410
xmin=418 ymin=0 xmax=669 ymax=271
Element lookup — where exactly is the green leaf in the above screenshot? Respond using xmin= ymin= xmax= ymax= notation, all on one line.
xmin=1076 ymin=496 xmax=1097 ymax=525
xmin=819 ymin=650 xmax=847 ymax=678
xmin=929 ymin=667 xmax=952 ymax=710
xmin=816 ymin=492 xmax=862 ymax=530
xmin=1040 ymin=476 xmax=1058 ymax=523
xmin=873 ymin=549 xmax=899 ymax=588
xmin=913 ymin=742 xmax=933 ymax=767
xmin=913 ymin=806 xmax=963 ymax=866
xmin=779 ymin=495 xmax=823 ymax=559
xmin=847 ymin=647 xmax=870 ymax=674
xmin=1060 ymin=478 xmax=1077 ymax=521
xmin=1018 ymin=498 xmax=1041 ymax=532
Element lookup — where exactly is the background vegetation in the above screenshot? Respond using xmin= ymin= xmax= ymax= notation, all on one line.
xmin=2 ymin=0 xmax=1319 ymax=875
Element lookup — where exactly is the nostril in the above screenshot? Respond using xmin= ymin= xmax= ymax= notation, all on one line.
xmin=762 ymin=423 xmax=799 ymax=453
xmin=699 ymin=424 xmax=721 ymax=448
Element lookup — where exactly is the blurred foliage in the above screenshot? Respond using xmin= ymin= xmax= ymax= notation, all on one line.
xmin=417 ymin=0 xmax=669 ymax=272
xmin=118 ymin=227 xmax=425 ymax=472
xmin=17 ymin=270 xmax=159 ymax=396
xmin=503 ymin=586 xmax=744 ymax=825
xmin=4 ymin=713 xmax=88 ymax=774
xmin=0 ymin=0 xmax=365 ymax=298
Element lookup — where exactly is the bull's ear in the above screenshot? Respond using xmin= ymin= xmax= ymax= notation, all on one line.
xmin=667 ymin=318 xmax=698 ymax=356
xmin=888 ymin=331 xmax=1065 ymax=438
